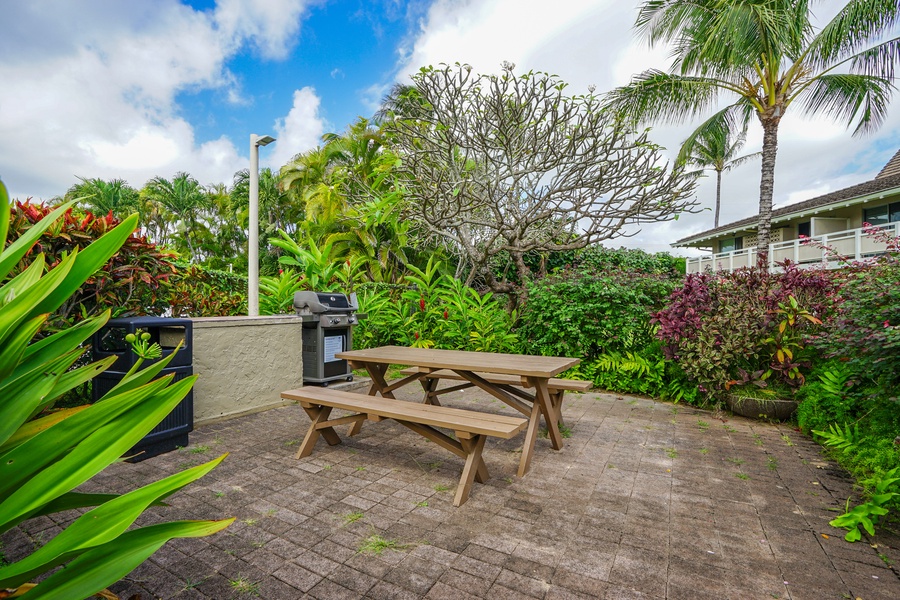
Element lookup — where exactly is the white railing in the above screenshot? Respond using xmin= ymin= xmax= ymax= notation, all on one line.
xmin=685 ymin=222 xmax=899 ymax=274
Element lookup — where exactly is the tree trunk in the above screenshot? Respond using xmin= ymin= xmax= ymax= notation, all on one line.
xmin=756 ymin=119 xmax=779 ymax=270
xmin=714 ymin=169 xmax=722 ymax=228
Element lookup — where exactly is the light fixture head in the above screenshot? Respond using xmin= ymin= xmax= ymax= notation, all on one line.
xmin=256 ymin=135 xmax=276 ymax=147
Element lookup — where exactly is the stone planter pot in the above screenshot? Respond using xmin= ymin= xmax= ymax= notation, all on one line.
xmin=726 ymin=394 xmax=798 ymax=421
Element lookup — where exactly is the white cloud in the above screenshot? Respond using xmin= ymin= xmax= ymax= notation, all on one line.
xmin=268 ymin=87 xmax=328 ymax=168
xmin=213 ymin=0 xmax=314 ymax=59
xmin=0 ymin=0 xmax=313 ymax=200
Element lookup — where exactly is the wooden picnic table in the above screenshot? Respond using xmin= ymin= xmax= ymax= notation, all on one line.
xmin=336 ymin=345 xmax=580 ymax=477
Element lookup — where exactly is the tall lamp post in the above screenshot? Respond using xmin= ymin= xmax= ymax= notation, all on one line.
xmin=249 ymin=133 xmax=276 ymax=316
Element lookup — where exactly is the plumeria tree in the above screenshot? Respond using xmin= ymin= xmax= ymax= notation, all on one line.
xmin=385 ymin=63 xmax=698 ymax=301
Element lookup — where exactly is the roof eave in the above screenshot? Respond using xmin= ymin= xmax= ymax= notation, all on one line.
xmin=672 ymin=184 xmax=900 ymax=248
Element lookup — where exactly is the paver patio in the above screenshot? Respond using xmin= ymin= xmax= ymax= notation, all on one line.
xmin=5 ymin=385 xmax=899 ymax=599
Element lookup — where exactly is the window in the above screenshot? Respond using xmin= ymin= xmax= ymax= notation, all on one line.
xmin=864 ymin=201 xmax=900 ymax=226
xmin=719 ymin=237 xmax=743 ymax=253
xmin=797 ymin=222 xmax=811 ymax=237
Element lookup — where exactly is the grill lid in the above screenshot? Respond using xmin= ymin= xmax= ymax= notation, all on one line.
xmin=294 ymin=291 xmax=358 ymax=314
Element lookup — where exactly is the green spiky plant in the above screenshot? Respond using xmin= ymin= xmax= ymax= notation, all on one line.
xmin=0 ymin=180 xmax=232 ymax=599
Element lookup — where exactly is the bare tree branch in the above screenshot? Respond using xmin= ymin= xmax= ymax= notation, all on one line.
xmin=385 ymin=63 xmax=700 ymax=297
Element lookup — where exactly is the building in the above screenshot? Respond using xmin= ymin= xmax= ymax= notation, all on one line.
xmin=674 ymin=151 xmax=900 ymax=273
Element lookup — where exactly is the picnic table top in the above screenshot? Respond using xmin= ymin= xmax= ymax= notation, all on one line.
xmin=336 ymin=345 xmax=580 ymax=378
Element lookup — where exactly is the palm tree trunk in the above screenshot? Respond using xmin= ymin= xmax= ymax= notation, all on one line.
xmin=714 ymin=169 xmax=722 ymax=228
xmin=756 ymin=119 xmax=779 ymax=270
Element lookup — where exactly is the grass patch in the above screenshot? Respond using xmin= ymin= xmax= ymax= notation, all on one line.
xmin=342 ymin=511 xmax=364 ymax=524
xmin=434 ymin=483 xmax=452 ymax=492
xmin=182 ymin=577 xmax=206 ymax=590
xmin=358 ymin=534 xmax=405 ymax=555
xmin=538 ymin=424 xmax=573 ymax=439
xmin=230 ymin=576 xmax=260 ymax=596
xmin=189 ymin=444 xmax=210 ymax=454
xmin=665 ymin=448 xmax=678 ymax=459
xmin=735 ymin=472 xmax=750 ymax=480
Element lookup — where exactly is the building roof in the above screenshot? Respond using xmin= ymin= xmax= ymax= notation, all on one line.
xmin=673 ymin=169 xmax=900 ymax=247
xmin=877 ymin=149 xmax=900 ymax=179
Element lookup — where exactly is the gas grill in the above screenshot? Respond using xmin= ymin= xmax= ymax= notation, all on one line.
xmin=294 ymin=291 xmax=363 ymax=385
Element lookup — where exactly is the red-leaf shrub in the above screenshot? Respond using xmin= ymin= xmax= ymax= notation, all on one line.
xmin=654 ymin=262 xmax=837 ymax=399
xmin=6 ymin=200 xmax=176 ymax=329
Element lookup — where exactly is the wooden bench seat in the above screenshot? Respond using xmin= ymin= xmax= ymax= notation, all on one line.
xmin=398 ymin=367 xmax=590 ymax=425
xmin=281 ymin=386 xmax=528 ymax=506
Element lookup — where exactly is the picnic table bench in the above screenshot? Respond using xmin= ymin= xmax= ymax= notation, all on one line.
xmin=281 ymin=386 xmax=527 ymax=506
xmin=398 ymin=367 xmax=591 ymax=425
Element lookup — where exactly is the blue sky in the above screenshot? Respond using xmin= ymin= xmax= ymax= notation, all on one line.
xmin=177 ymin=0 xmax=425 ymax=147
xmin=2 ymin=0 xmax=898 ymax=253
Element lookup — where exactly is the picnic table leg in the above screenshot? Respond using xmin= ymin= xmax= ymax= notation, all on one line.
xmin=534 ymin=378 xmax=564 ymax=451
xmin=348 ymin=361 xmax=395 ymax=436
xmin=297 ymin=405 xmax=341 ymax=459
xmin=551 ymin=391 xmax=565 ymax=427
xmin=454 ymin=434 xmax=487 ymax=507
xmin=517 ymin=399 xmax=543 ymax=477
xmin=420 ymin=377 xmax=441 ymax=406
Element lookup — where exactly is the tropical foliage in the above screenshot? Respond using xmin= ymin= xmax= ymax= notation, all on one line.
xmin=65 ymin=177 xmax=141 ymax=220
xmin=0 ymin=180 xmax=231 ymax=598
xmin=354 ymin=259 xmax=519 ymax=354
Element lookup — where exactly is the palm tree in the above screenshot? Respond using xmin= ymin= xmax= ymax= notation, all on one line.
xmin=141 ymin=172 xmax=210 ymax=262
xmin=677 ymin=120 xmax=760 ymax=228
xmin=604 ymin=0 xmax=900 ymax=267
xmin=65 ymin=177 xmax=140 ymax=219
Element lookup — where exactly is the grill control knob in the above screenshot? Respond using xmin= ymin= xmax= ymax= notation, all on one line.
xmin=329 ymin=317 xmax=341 ymax=325
xmin=348 ymin=316 xmax=357 ymax=324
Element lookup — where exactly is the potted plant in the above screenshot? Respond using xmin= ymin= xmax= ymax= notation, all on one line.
xmin=725 ymin=383 xmax=798 ymax=421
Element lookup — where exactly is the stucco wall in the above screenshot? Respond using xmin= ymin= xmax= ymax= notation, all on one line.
xmin=191 ymin=315 xmax=303 ymax=425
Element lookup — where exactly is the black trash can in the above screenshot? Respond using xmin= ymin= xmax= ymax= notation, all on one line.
xmin=92 ymin=317 xmax=193 ymax=461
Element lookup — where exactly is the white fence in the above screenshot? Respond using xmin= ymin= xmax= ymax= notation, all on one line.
xmin=685 ymin=223 xmax=899 ymax=273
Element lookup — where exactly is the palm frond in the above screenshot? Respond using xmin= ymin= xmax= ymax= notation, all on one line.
xmin=602 ymin=70 xmax=724 ymax=125
xmin=636 ymin=0 xmax=717 ymax=48
xmin=796 ymin=73 xmax=894 ymax=136
xmin=811 ymin=0 xmax=900 ymax=69
xmin=721 ymin=151 xmax=761 ymax=172
xmin=652 ymin=0 xmax=807 ymax=78
xmin=850 ymin=36 xmax=900 ymax=81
